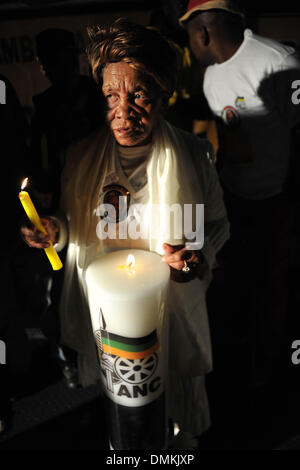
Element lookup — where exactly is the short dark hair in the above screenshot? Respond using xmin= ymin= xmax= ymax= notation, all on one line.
xmin=87 ymin=18 xmax=178 ymax=97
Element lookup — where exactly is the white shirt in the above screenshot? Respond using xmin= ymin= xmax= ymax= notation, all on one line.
xmin=204 ymin=29 xmax=300 ymax=199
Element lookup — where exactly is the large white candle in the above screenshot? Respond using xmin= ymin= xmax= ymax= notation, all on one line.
xmin=85 ymin=249 xmax=170 ymax=407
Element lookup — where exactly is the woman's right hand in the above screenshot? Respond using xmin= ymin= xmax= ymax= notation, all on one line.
xmin=21 ymin=217 xmax=59 ymax=249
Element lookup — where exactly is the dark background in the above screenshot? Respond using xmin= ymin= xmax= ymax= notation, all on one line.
xmin=0 ymin=0 xmax=300 ymax=453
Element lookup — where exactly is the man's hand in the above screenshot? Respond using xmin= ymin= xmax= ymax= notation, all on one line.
xmin=21 ymin=217 xmax=59 ymax=249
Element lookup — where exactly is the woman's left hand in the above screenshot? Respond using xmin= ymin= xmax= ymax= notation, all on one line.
xmin=162 ymin=243 xmax=198 ymax=270
xmin=162 ymin=243 xmax=201 ymax=282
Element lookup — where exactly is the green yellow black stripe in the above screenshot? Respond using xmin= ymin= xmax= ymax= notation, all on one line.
xmin=101 ymin=329 xmax=157 ymax=345
xmin=101 ymin=329 xmax=159 ymax=359
xmin=102 ymin=342 xmax=159 ymax=359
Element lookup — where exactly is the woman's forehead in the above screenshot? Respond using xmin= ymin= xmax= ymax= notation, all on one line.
xmin=102 ymin=62 xmax=154 ymax=92
xmin=103 ymin=63 xmax=137 ymax=85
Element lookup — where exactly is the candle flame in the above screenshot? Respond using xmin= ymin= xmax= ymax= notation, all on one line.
xmin=118 ymin=254 xmax=136 ymax=272
xmin=21 ymin=177 xmax=29 ymax=190
xmin=126 ymin=254 xmax=135 ymax=269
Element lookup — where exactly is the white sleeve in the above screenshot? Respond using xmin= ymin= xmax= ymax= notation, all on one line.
xmin=49 ymin=210 xmax=68 ymax=252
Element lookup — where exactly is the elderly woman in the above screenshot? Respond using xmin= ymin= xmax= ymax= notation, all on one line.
xmin=22 ymin=19 xmax=229 ymax=448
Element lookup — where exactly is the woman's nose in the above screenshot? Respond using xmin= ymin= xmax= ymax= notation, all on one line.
xmin=115 ymin=98 xmax=133 ymax=120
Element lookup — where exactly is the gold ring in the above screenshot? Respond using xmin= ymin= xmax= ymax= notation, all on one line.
xmin=182 ymin=260 xmax=190 ymax=273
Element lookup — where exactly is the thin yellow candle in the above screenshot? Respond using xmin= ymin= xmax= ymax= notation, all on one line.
xmin=19 ymin=178 xmax=63 ymax=271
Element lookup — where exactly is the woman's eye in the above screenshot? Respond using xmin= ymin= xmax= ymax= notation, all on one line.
xmin=134 ymin=93 xmax=145 ymax=100
xmin=105 ymin=94 xmax=117 ymax=107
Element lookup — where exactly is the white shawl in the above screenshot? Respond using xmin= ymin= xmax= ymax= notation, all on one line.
xmin=59 ymin=118 xmax=228 ymax=390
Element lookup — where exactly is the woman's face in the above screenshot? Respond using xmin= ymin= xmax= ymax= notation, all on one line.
xmin=102 ymin=62 xmax=164 ymax=147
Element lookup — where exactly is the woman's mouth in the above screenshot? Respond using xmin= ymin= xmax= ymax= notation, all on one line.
xmin=115 ymin=127 xmax=134 ymax=136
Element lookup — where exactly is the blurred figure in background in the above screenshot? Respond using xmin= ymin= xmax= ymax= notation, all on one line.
xmin=149 ymin=0 xmax=211 ymax=133
xmin=30 ymin=28 xmax=105 ymax=212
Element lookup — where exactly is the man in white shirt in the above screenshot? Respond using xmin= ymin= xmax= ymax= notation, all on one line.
xmin=180 ymin=0 xmax=300 ymax=385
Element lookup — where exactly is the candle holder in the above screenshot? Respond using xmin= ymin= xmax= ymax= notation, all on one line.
xmin=85 ymin=249 xmax=170 ymax=450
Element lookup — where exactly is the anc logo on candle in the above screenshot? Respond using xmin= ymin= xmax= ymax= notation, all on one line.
xmin=95 ymin=309 xmax=163 ymax=400
xmin=101 ymin=329 xmax=159 ymax=360
xmin=114 ymin=354 xmax=158 ymax=385
xmin=95 ymin=328 xmax=159 ymax=387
